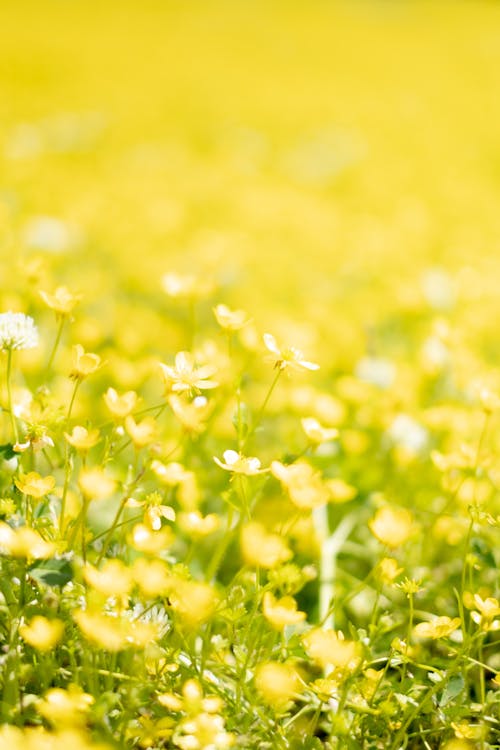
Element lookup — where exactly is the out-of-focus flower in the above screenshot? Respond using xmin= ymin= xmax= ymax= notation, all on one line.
xmin=39 ymin=285 xmax=82 ymax=316
xmin=271 ymin=460 xmax=330 ymax=509
xmin=125 ymin=415 xmax=158 ymax=448
xmin=213 ymin=303 xmax=251 ymax=331
xmin=369 ymin=506 xmax=415 ymax=548
xmin=159 ymin=352 xmax=218 ymax=393
xmin=15 ymin=471 xmax=55 ymax=498
xmin=240 ymin=522 xmax=292 ymax=568
xmin=0 ymin=312 xmax=38 ymax=351
xmin=83 ymin=559 xmax=133 ymax=598
xmin=78 ymin=468 xmax=116 ymax=500
xmin=255 ymin=662 xmax=301 ymax=708
xmin=414 ymin=616 xmax=461 ymax=640
xmin=214 ymin=449 xmax=265 ymax=475
xmin=168 ymin=394 xmax=213 ymax=434
xmin=70 ymin=344 xmax=101 ymax=380
xmin=37 ymin=685 xmax=94 ymax=727
xmin=103 ymin=387 xmax=139 ymax=419
xmin=302 ymin=628 xmax=362 ymax=674
xmin=301 ymin=417 xmax=338 ymax=445
xmin=470 ymin=595 xmax=500 ymax=632
xmin=263 ymin=333 xmax=319 ymax=372
xmin=64 ymin=425 xmax=100 ymax=452
xmin=161 ymin=272 xmax=214 ymax=300
xmin=20 ymin=616 xmax=64 ymax=651
xmin=0 ymin=522 xmax=55 ymax=559
xmin=262 ymin=591 xmax=306 ymax=630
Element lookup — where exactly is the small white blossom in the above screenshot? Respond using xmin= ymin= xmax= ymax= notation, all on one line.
xmin=0 ymin=312 xmax=39 ymax=351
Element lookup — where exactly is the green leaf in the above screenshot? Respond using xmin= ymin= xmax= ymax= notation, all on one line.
xmin=439 ymin=675 xmax=465 ymax=707
xmin=0 ymin=443 xmax=16 ymax=461
xmin=29 ymin=558 xmax=73 ymax=587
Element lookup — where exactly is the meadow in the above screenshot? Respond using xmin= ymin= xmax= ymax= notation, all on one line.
xmin=0 ymin=1 xmax=500 ymax=747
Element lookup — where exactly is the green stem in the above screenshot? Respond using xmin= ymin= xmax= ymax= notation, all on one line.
xmin=244 ymin=368 xmax=282 ymax=448
xmin=6 ymin=349 xmax=18 ymax=444
xmin=46 ymin=316 xmax=65 ymax=374
xmin=96 ymin=495 xmax=129 ymax=564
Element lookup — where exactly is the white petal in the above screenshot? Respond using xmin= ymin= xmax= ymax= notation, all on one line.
xmin=223 ymin=450 xmax=240 ymax=465
xmin=263 ymin=333 xmax=280 ymax=355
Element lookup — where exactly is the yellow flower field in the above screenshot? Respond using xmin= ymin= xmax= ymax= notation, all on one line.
xmin=1 ymin=1 xmax=500 ymax=748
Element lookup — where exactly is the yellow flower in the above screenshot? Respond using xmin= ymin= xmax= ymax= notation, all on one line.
xmin=158 ymin=351 xmax=218 ymax=393
xmin=83 ymin=559 xmax=133 ymax=598
xmin=213 ymin=303 xmax=251 ymax=331
xmin=0 ymin=523 xmax=55 ymax=559
xmin=161 ymin=272 xmax=214 ymax=300
xmin=70 ymin=344 xmax=101 ymax=380
xmin=326 ymin=478 xmax=357 ymax=503
xmin=376 ymin=557 xmax=403 ymax=584
xmin=301 ymin=417 xmax=338 ymax=444
xmin=37 ymin=685 xmax=94 ymax=727
xmin=240 ymin=522 xmax=292 ymax=568
xmin=168 ymin=394 xmax=213 ymax=434
xmin=64 ymin=425 xmax=100 ymax=452
xmin=78 ymin=468 xmax=116 ymax=501
xmin=470 ymin=595 xmax=500 ymax=631
xmin=369 ymin=506 xmax=415 ymax=548
xmin=14 ymin=471 xmax=55 ymax=498
xmin=73 ymin=610 xmax=127 ymax=651
xmin=262 ymin=591 xmax=306 ymax=630
xmin=255 ymin=662 xmax=301 ymax=708
xmin=170 ymin=580 xmax=219 ymax=628
xmin=132 ymin=558 xmax=172 ymax=598
xmin=414 ymin=616 xmax=461 ymax=639
xmin=103 ymin=387 xmax=138 ymax=419
xmin=178 ymin=510 xmax=220 ymax=537
xmin=125 ymin=414 xmax=158 ymax=448
xmin=302 ymin=628 xmax=363 ymax=673
xmin=271 ymin=460 xmax=330 ymax=509
xmin=127 ymin=491 xmax=175 ymax=531
xmin=213 ymin=449 xmax=265 ymax=475
xmin=39 ymin=285 xmax=82 ymax=316
xmin=128 ymin=522 xmax=175 ymax=554
xmin=263 ymin=332 xmax=319 ymax=372
xmin=20 ymin=616 xmax=64 ymax=651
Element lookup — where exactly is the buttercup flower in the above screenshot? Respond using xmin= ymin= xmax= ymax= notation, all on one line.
xmin=15 ymin=471 xmax=56 ymax=498
xmin=103 ymin=387 xmax=139 ymax=419
xmin=70 ymin=344 xmax=101 ymax=380
xmin=0 ymin=312 xmax=39 ymax=351
xmin=213 ymin=449 xmax=265 ymax=475
xmin=39 ymin=285 xmax=82 ymax=316
xmin=263 ymin=333 xmax=319 ymax=372
xmin=213 ymin=303 xmax=251 ymax=331
xmin=20 ymin=616 xmax=64 ymax=651
xmin=159 ymin=352 xmax=218 ymax=393
xmin=414 ymin=616 xmax=461 ymax=640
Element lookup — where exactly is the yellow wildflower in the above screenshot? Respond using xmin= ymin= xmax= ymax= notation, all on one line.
xmin=213 ymin=303 xmax=251 ymax=331
xmin=70 ymin=344 xmax=101 ymax=380
xmin=64 ymin=425 xmax=100 ymax=452
xmin=470 ymin=595 xmax=500 ymax=631
xmin=240 ymin=522 xmax=292 ymax=568
xmin=178 ymin=510 xmax=220 ymax=537
xmin=170 ymin=580 xmax=219 ymax=628
xmin=103 ymin=387 xmax=138 ymax=419
xmin=83 ymin=559 xmax=133 ymax=598
xmin=125 ymin=414 xmax=158 ymax=448
xmin=414 ymin=616 xmax=461 ymax=639
xmin=369 ymin=506 xmax=415 ymax=548
xmin=303 ymin=628 xmax=363 ymax=673
xmin=15 ymin=471 xmax=55 ymax=498
xmin=168 ymin=393 xmax=213 ymax=434
xmin=301 ymin=417 xmax=338 ymax=445
xmin=0 ymin=523 xmax=55 ymax=559
xmin=78 ymin=468 xmax=116 ymax=500
xmin=263 ymin=332 xmax=319 ymax=372
xmin=255 ymin=662 xmax=301 ymax=708
xmin=128 ymin=522 xmax=175 ymax=554
xmin=20 ymin=616 xmax=64 ymax=651
xmin=262 ymin=591 xmax=306 ymax=630
xmin=214 ymin=449 xmax=265 ymax=475
xmin=37 ymin=685 xmax=94 ymax=727
xmin=271 ymin=459 xmax=330 ymax=509
xmin=39 ymin=285 xmax=82 ymax=316
xmin=158 ymin=351 xmax=218 ymax=393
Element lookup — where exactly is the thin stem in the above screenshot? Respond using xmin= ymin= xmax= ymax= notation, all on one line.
xmin=46 ymin=316 xmax=65 ymax=374
xmin=243 ymin=368 xmax=282 ymax=448
xmin=6 ymin=349 xmax=18 ymax=443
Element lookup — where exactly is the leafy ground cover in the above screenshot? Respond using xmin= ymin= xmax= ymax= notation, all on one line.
xmin=1 ymin=1 xmax=500 ymax=748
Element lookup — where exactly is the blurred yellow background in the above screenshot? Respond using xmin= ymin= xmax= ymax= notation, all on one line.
xmin=1 ymin=0 xmax=500 ymax=368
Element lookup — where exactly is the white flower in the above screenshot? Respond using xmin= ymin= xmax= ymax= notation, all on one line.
xmin=0 ymin=312 xmax=39 ymax=351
